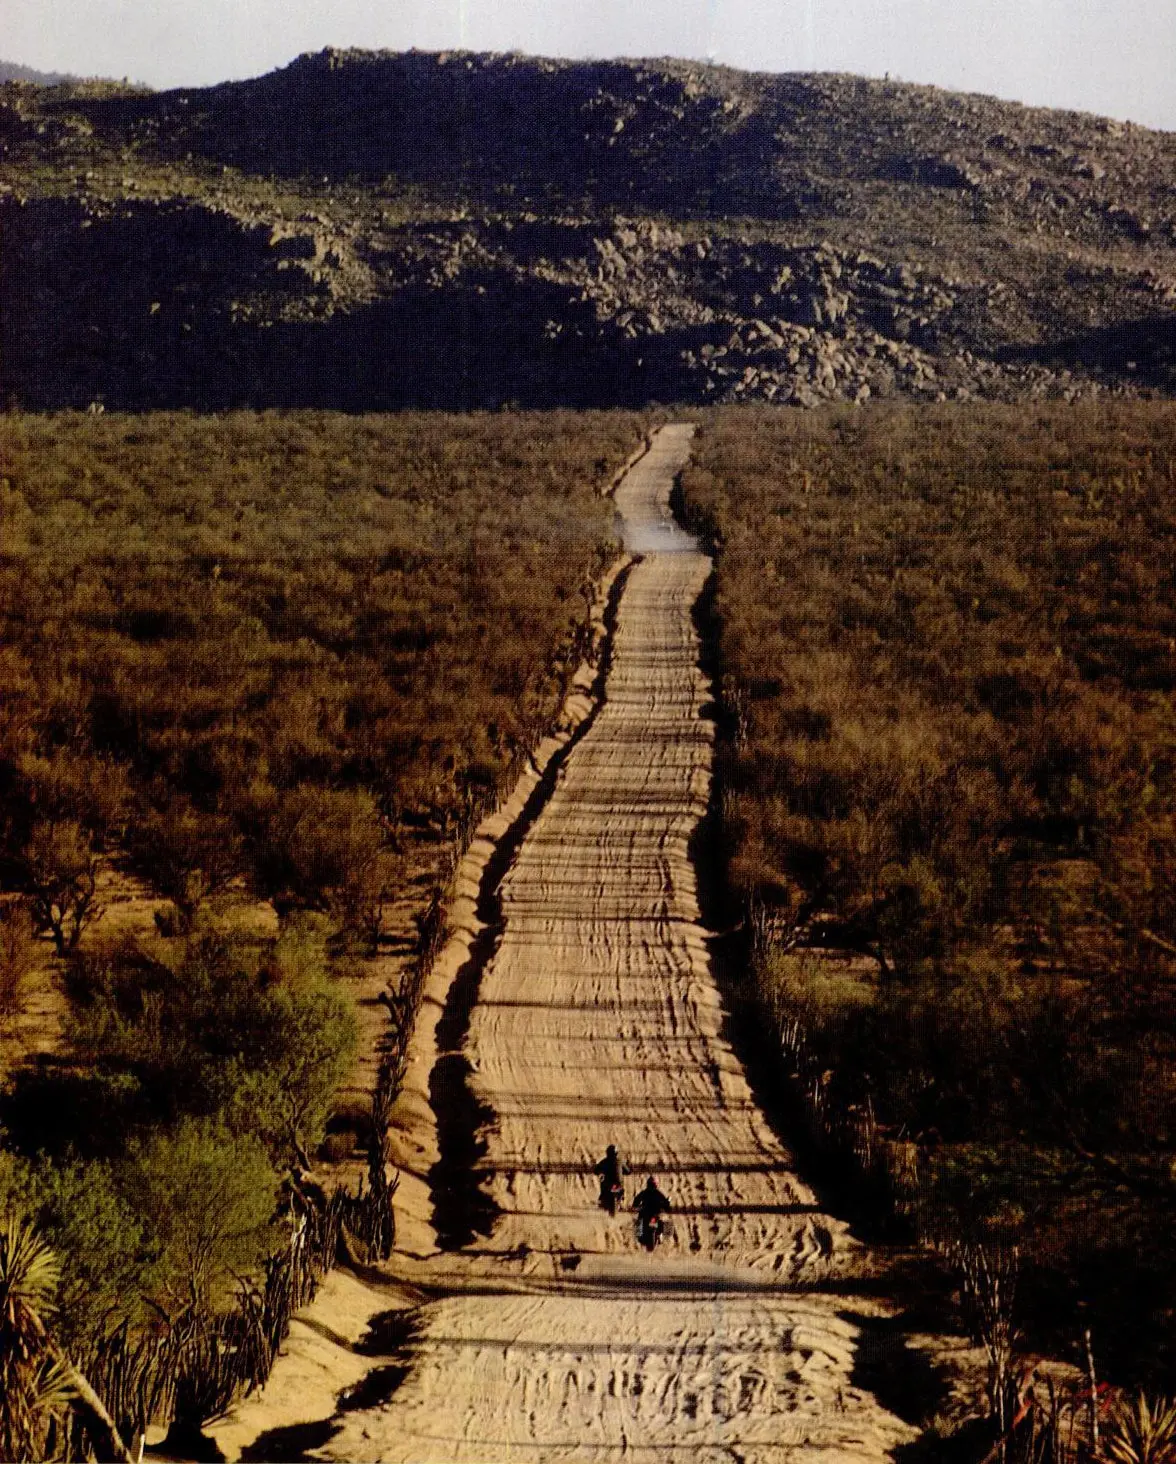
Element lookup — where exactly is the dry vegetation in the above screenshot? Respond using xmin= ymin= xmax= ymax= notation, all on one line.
xmin=0 ymin=409 xmax=638 ymax=938
xmin=681 ymin=401 xmax=1176 ymax=1391
xmin=0 ymin=407 xmax=642 ymax=1455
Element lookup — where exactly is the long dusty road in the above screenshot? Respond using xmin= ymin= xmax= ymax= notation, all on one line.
xmin=322 ymin=425 xmax=918 ymax=1462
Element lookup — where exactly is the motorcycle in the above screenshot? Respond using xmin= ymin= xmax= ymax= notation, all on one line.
xmin=636 ymin=1211 xmax=666 ymax=1251
xmin=599 ymin=1178 xmax=624 ymax=1216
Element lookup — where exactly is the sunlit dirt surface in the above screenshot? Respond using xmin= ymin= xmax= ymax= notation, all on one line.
xmin=321 ymin=426 xmax=916 ymax=1462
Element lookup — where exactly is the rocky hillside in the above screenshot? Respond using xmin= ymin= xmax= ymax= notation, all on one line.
xmin=2 ymin=49 xmax=1175 ymax=409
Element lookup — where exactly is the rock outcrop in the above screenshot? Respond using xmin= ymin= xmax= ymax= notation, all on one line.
xmin=2 ymin=51 xmax=1175 ymax=409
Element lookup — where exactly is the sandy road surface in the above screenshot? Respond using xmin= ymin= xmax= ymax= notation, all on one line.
xmin=323 ymin=425 xmax=916 ymax=1462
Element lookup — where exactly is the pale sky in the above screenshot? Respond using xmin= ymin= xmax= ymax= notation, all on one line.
xmin=6 ymin=0 xmax=1176 ymax=132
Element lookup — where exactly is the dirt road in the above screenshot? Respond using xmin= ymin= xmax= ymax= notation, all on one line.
xmin=320 ymin=425 xmax=918 ymax=1461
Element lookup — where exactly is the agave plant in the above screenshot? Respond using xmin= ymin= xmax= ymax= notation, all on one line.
xmin=1101 ymin=1393 xmax=1176 ymax=1464
xmin=0 ymin=1214 xmax=74 ymax=1462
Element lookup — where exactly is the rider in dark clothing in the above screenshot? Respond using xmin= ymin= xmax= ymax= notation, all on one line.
xmin=633 ymin=1175 xmax=671 ymax=1224
xmin=594 ymin=1145 xmax=623 ymax=1191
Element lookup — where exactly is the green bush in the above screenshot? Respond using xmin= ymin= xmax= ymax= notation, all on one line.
xmin=125 ymin=1120 xmax=279 ymax=1323
xmin=1 ymin=1156 xmax=151 ymax=1352
xmin=62 ymin=927 xmax=356 ymax=1167
xmin=0 ymin=1122 xmax=278 ymax=1345
xmin=222 ymin=925 xmax=359 ymax=1166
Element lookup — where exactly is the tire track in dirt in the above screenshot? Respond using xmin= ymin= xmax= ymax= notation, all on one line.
xmin=320 ymin=424 xmax=921 ymax=1462
xmin=428 ymin=561 xmax=636 ymax=1253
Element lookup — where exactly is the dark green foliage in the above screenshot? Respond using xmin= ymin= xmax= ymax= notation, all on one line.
xmin=0 ymin=1120 xmax=277 ymax=1339
xmin=220 ymin=929 xmax=360 ymax=1167
xmin=1 ymin=923 xmax=343 ymax=1433
xmin=125 ymin=1120 xmax=279 ymax=1323
xmin=1 ymin=1157 xmax=151 ymax=1353
xmin=61 ymin=927 xmax=356 ymax=1167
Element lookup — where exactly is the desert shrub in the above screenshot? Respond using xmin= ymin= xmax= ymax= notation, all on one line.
xmin=221 ymin=927 xmax=359 ymax=1166
xmin=248 ymin=784 xmax=394 ymax=938
xmin=686 ymin=398 xmax=1176 ymax=973
xmin=2 ymin=1155 xmax=152 ymax=1354
xmin=2 ymin=1123 xmax=280 ymax=1446
xmin=61 ymin=927 xmax=356 ymax=1167
xmin=688 ymin=401 xmax=1176 ymax=1385
xmin=124 ymin=1120 xmax=279 ymax=1324
xmin=126 ymin=798 xmax=242 ymax=931
xmin=9 ymin=749 xmax=129 ymax=848
xmin=20 ymin=818 xmax=102 ymax=956
xmin=0 ymin=408 xmax=639 ymax=935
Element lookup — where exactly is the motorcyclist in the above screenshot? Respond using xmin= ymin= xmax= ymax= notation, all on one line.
xmin=594 ymin=1145 xmax=624 ymax=1209
xmin=633 ymin=1175 xmax=671 ymax=1245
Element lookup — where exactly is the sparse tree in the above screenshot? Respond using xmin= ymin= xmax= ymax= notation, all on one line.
xmin=227 ymin=930 xmax=358 ymax=1167
xmin=21 ymin=819 xmax=102 ymax=956
xmin=132 ymin=800 xmax=243 ymax=932
xmin=64 ymin=929 xmax=357 ymax=1168
xmin=253 ymin=786 xmax=393 ymax=940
